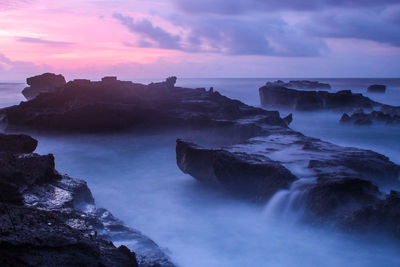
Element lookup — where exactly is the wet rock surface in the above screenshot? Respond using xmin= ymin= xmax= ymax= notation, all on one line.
xmin=266 ymin=80 xmax=331 ymax=90
xmin=340 ymin=110 xmax=400 ymax=125
xmin=0 ymin=134 xmax=175 ymax=267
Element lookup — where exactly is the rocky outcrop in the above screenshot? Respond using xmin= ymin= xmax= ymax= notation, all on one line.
xmin=1 ymin=74 xmax=285 ymax=141
xmin=22 ymin=73 xmax=66 ymax=100
xmin=367 ymin=84 xmax=386 ymax=93
xmin=259 ymin=85 xmax=380 ymax=111
xmin=340 ymin=110 xmax=400 ymax=125
xmin=266 ymin=80 xmax=331 ymax=90
xmin=0 ymin=133 xmax=37 ymax=153
xmin=0 ymin=134 xmax=175 ymax=267
xmin=176 ymin=122 xmax=400 ymax=237
xmin=176 ymin=140 xmax=297 ymax=201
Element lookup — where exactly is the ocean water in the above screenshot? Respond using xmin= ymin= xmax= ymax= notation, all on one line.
xmin=1 ymin=78 xmax=400 ymax=266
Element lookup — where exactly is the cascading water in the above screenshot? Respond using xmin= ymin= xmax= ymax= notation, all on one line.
xmin=264 ymin=178 xmax=316 ymax=221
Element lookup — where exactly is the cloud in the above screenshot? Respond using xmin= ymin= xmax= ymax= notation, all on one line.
xmin=114 ymin=13 xmax=327 ymax=57
xmin=0 ymin=0 xmax=31 ymax=11
xmin=113 ymin=13 xmax=182 ymax=49
xmin=15 ymin=36 xmax=75 ymax=46
xmin=303 ymin=7 xmax=400 ymax=47
xmin=0 ymin=53 xmax=51 ymax=81
xmin=174 ymin=0 xmax=399 ymax=15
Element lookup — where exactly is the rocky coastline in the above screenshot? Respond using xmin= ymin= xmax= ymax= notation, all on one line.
xmin=0 ymin=133 xmax=175 ymax=267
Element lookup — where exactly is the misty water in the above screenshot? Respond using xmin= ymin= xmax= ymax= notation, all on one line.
xmin=1 ymin=78 xmax=400 ymax=266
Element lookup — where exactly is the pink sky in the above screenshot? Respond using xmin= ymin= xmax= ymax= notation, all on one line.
xmin=1 ymin=0 xmax=399 ymax=80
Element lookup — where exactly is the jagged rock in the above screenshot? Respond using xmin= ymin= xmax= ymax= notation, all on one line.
xmin=176 ymin=139 xmax=297 ymax=201
xmin=22 ymin=73 xmax=66 ymax=100
xmin=266 ymin=80 xmax=331 ymax=90
xmin=340 ymin=110 xmax=400 ymax=126
xmin=259 ymin=85 xmax=380 ymax=111
xmin=367 ymin=84 xmax=386 ymax=93
xmin=0 ymin=134 xmax=175 ymax=267
xmin=283 ymin=113 xmax=293 ymax=125
xmin=1 ymin=74 xmax=286 ymax=139
xmin=0 ymin=133 xmax=37 ymax=153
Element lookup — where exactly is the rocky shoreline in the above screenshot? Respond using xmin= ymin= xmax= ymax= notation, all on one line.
xmin=0 ymin=133 xmax=175 ymax=267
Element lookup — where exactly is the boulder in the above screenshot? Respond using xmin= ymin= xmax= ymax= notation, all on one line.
xmin=266 ymin=80 xmax=331 ymax=90
xmin=259 ymin=85 xmax=380 ymax=111
xmin=0 ymin=133 xmax=38 ymax=153
xmin=176 ymin=139 xmax=297 ymax=201
xmin=367 ymin=84 xmax=386 ymax=93
xmin=22 ymin=73 xmax=66 ymax=100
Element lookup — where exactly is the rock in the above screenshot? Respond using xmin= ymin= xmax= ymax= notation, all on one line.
xmin=266 ymin=80 xmax=331 ymax=90
xmin=283 ymin=113 xmax=293 ymax=125
xmin=22 ymin=73 xmax=66 ymax=100
xmin=367 ymin=84 xmax=386 ymax=93
xmin=259 ymin=85 xmax=380 ymax=111
xmin=0 ymin=134 xmax=175 ymax=267
xmin=176 ymin=139 xmax=297 ymax=202
xmin=0 ymin=133 xmax=38 ymax=153
xmin=339 ymin=110 xmax=400 ymax=126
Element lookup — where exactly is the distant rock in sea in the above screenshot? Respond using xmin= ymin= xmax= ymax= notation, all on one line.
xmin=22 ymin=72 xmax=66 ymax=100
xmin=340 ymin=109 xmax=400 ymax=126
xmin=367 ymin=84 xmax=386 ymax=93
xmin=266 ymin=80 xmax=331 ymax=90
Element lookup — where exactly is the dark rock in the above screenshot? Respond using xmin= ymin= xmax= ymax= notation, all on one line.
xmin=266 ymin=80 xmax=331 ymax=90
xmin=283 ymin=113 xmax=293 ymax=125
xmin=0 ymin=133 xmax=38 ymax=153
xmin=22 ymin=73 xmax=66 ymax=100
xmin=259 ymin=85 xmax=380 ymax=111
xmin=1 ymin=74 xmax=285 ymax=139
xmin=367 ymin=84 xmax=386 ymax=93
xmin=0 ymin=134 xmax=175 ymax=267
xmin=176 ymin=139 xmax=297 ymax=202
xmin=339 ymin=110 xmax=400 ymax=126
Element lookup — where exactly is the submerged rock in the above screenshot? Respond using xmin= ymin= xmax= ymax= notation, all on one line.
xmin=22 ymin=73 xmax=66 ymax=100
xmin=266 ymin=80 xmax=331 ymax=90
xmin=0 ymin=134 xmax=175 ymax=267
xmin=259 ymin=85 xmax=380 ymax=111
xmin=367 ymin=84 xmax=386 ymax=93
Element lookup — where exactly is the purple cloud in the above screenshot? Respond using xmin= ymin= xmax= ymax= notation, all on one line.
xmin=15 ymin=37 xmax=74 ymax=46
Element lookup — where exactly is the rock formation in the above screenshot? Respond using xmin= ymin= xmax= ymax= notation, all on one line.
xmin=367 ymin=84 xmax=386 ymax=93
xmin=22 ymin=73 xmax=66 ymax=100
xmin=266 ymin=80 xmax=331 ymax=90
xmin=259 ymin=85 xmax=380 ymax=111
xmin=340 ymin=110 xmax=400 ymax=125
xmin=0 ymin=133 xmax=175 ymax=267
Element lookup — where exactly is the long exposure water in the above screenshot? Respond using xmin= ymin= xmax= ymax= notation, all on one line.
xmin=1 ymin=78 xmax=400 ymax=266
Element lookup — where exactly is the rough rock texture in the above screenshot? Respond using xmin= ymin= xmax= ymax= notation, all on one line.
xmin=1 ymin=75 xmax=286 ymax=140
xmin=266 ymin=80 xmax=331 ymax=90
xmin=259 ymin=85 xmax=380 ymax=111
xmin=22 ymin=73 xmax=66 ymax=100
xmin=367 ymin=84 xmax=386 ymax=93
xmin=0 ymin=134 xmax=175 ymax=267
xmin=176 ymin=139 xmax=297 ymax=201
xmin=340 ymin=110 xmax=400 ymax=125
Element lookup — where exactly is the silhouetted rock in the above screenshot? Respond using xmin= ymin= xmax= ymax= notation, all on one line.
xmin=22 ymin=73 xmax=66 ymax=100
xmin=340 ymin=110 xmax=400 ymax=126
xmin=266 ymin=80 xmax=331 ymax=90
xmin=0 ymin=134 xmax=175 ymax=267
xmin=367 ymin=84 xmax=386 ymax=93
xmin=0 ymin=133 xmax=37 ymax=153
xmin=1 ymin=74 xmax=286 ymax=141
xmin=259 ymin=85 xmax=380 ymax=111
xmin=176 ymin=139 xmax=297 ymax=201
xmin=283 ymin=113 xmax=293 ymax=125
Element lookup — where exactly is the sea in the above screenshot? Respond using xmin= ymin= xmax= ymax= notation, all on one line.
xmin=1 ymin=78 xmax=400 ymax=267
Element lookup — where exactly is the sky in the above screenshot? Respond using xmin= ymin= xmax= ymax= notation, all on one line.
xmin=0 ymin=0 xmax=400 ymax=80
